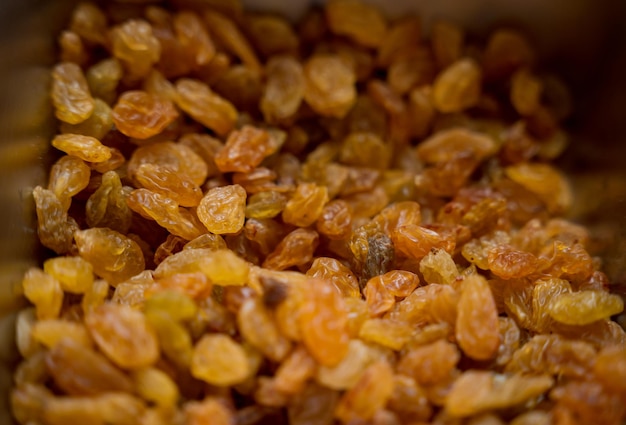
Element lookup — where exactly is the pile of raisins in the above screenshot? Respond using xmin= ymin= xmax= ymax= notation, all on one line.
xmin=13 ymin=0 xmax=626 ymax=424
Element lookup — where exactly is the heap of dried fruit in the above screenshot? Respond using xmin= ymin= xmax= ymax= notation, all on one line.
xmin=14 ymin=0 xmax=626 ymax=424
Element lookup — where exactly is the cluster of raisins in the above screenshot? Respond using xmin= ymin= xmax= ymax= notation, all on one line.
xmin=14 ymin=0 xmax=626 ymax=424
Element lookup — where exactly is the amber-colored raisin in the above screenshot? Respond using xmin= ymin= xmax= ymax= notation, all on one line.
xmin=51 ymin=62 xmax=95 ymax=124
xmin=303 ymin=53 xmax=357 ymax=118
xmin=85 ymin=303 xmax=159 ymax=369
xmin=191 ymin=334 xmax=250 ymax=386
xmin=263 ymin=228 xmax=319 ymax=271
xmin=175 ymin=78 xmax=237 ymax=136
xmin=398 ymin=339 xmax=460 ymax=386
xmin=213 ymin=126 xmax=274 ymax=173
xmin=432 ymin=58 xmax=481 ymax=113
xmin=298 ymin=278 xmax=350 ymax=366
xmin=261 ymin=56 xmax=304 ymax=123
xmin=43 ymin=256 xmax=93 ymax=294
xmin=455 ymin=274 xmax=500 ymax=360
xmin=197 ymin=184 xmax=246 ymax=235
xmin=45 ymin=338 xmax=132 ymax=395
xmin=334 ymin=361 xmax=394 ymax=423
xmin=325 ymin=0 xmax=388 ymax=48
xmin=110 ymin=19 xmax=161 ymax=80
xmin=307 ymin=257 xmax=360 ymax=298
xmin=112 ymin=91 xmax=179 ymax=139
xmin=238 ymin=298 xmax=291 ymax=362
xmin=52 ymin=134 xmax=111 ymax=163
xmin=204 ymin=9 xmax=262 ymax=74
xmin=74 ymin=227 xmax=145 ymax=285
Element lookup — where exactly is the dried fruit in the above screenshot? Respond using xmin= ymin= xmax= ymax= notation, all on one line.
xmin=334 ymin=361 xmax=394 ymax=423
xmin=197 ymin=185 xmax=247 ymax=234
xmin=547 ymin=290 xmax=624 ymax=325
xmin=21 ymin=268 xmax=63 ymax=320
xmin=51 ymin=62 xmax=94 ymax=124
xmin=191 ymin=334 xmax=250 ymax=386
xmin=75 ymin=228 xmax=145 ymax=285
xmin=45 ymin=338 xmax=132 ymax=395
xmin=85 ymin=303 xmax=159 ymax=369
xmin=303 ymin=53 xmax=357 ymax=118
xmin=283 ymin=183 xmax=329 ymax=227
xmin=298 ymin=278 xmax=350 ymax=366
xmin=237 ymin=297 xmax=291 ymax=362
xmin=261 ymin=56 xmax=304 ymax=123
xmin=307 ymin=257 xmax=360 ymax=298
xmin=110 ymin=19 xmax=161 ymax=79
xmin=214 ymin=125 xmax=276 ymax=173
xmin=456 ymin=274 xmax=500 ymax=360
xmin=175 ymin=78 xmax=237 ymax=136
xmin=43 ymin=256 xmax=94 ymax=294
xmin=398 ymin=339 xmax=460 ymax=386
xmin=445 ymin=371 xmax=553 ymax=417
xmin=112 ymin=90 xmax=179 ymax=139
xmin=263 ymin=228 xmax=319 ymax=271
xmin=16 ymin=2 xmax=626 ymax=424
xmin=52 ymin=134 xmax=111 ymax=162
xmin=432 ymin=58 xmax=482 ymax=113
xmin=325 ymin=0 xmax=388 ymax=48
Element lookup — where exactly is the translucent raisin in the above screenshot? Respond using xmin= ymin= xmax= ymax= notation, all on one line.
xmin=43 ymin=256 xmax=94 ymax=294
xmin=392 ymin=224 xmax=453 ymax=260
xmin=191 ymin=334 xmax=250 ymax=386
xmin=445 ymin=371 xmax=553 ymax=417
xmin=127 ymin=189 xmax=207 ymax=241
xmin=175 ymin=78 xmax=238 ymax=136
xmin=261 ymin=55 xmax=304 ymax=123
xmin=60 ymin=98 xmax=114 ymax=140
xmin=376 ymin=15 xmax=421 ymax=66
xmin=298 ymin=278 xmax=350 ymax=366
xmin=135 ymin=164 xmax=202 ymax=208
xmin=358 ymin=318 xmax=413 ymax=350
xmin=510 ymin=68 xmax=542 ymax=116
xmin=74 ymin=227 xmax=145 ymax=285
xmin=432 ymin=58 xmax=481 ymax=113
xmin=48 ymin=155 xmax=90 ymax=210
xmin=69 ymin=2 xmax=107 ymax=45
xmin=283 ymin=183 xmax=329 ymax=227
xmin=52 ymin=134 xmax=111 ymax=163
xmin=263 ymin=228 xmax=320 ymax=271
xmin=132 ymin=367 xmax=179 ymax=407
xmin=45 ymin=338 xmax=133 ymax=395
xmin=86 ymin=58 xmax=123 ymax=105
xmin=547 ymin=290 xmax=623 ymax=326
xmin=86 ymin=171 xmax=132 ymax=233
xmin=307 ymin=257 xmax=360 ymax=298
xmin=398 ymin=339 xmax=460 ymax=386
xmin=128 ymin=141 xmax=208 ymax=186
xmin=455 ymin=274 xmax=500 ymax=360
xmin=51 ymin=62 xmax=95 ymax=124
xmin=111 ymin=91 xmax=179 ymax=139
xmin=204 ymin=9 xmax=261 ymax=74
xmin=237 ymin=298 xmax=291 ymax=362
xmin=325 ymin=0 xmax=388 ymax=48
xmin=110 ymin=19 xmax=161 ymax=80
xmin=214 ymin=125 xmax=276 ymax=173
xmin=173 ymin=11 xmax=216 ymax=70
xmin=197 ymin=184 xmax=246 ymax=235
xmin=246 ymin=14 xmax=299 ymax=58
xmin=334 ymin=361 xmax=394 ymax=423
xmin=21 ymin=268 xmax=64 ymax=320
xmin=246 ymin=191 xmax=287 ymax=219
xmin=303 ymin=53 xmax=357 ymax=118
